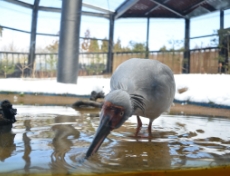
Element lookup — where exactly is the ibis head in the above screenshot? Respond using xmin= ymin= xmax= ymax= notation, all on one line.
xmin=85 ymin=90 xmax=133 ymax=158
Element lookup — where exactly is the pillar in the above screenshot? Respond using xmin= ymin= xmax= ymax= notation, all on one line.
xmin=28 ymin=0 xmax=40 ymax=76
xmin=57 ymin=0 xmax=82 ymax=84
xmin=145 ymin=17 xmax=150 ymax=59
xmin=183 ymin=18 xmax=190 ymax=73
xmin=107 ymin=14 xmax=115 ymax=73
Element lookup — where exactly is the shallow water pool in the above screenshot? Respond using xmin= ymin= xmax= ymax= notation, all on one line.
xmin=0 ymin=105 xmax=230 ymax=175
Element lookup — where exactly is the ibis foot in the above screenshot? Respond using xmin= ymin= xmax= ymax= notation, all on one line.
xmin=129 ymin=116 xmax=154 ymax=138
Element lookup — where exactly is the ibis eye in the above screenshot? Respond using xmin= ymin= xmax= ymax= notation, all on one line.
xmin=120 ymin=111 xmax=124 ymax=116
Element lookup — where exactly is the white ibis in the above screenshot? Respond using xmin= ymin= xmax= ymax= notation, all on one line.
xmin=86 ymin=58 xmax=175 ymax=158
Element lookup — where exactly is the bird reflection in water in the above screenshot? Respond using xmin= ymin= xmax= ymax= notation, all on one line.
xmin=0 ymin=124 xmax=16 ymax=162
xmin=22 ymin=120 xmax=32 ymax=174
xmin=50 ymin=124 xmax=80 ymax=174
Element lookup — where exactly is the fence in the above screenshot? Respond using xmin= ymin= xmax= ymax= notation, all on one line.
xmin=113 ymin=48 xmax=223 ymax=74
xmin=113 ymin=51 xmax=183 ymax=74
xmin=0 ymin=47 xmax=227 ymax=78
xmin=190 ymin=47 xmax=220 ymax=74
xmin=0 ymin=52 xmax=108 ymax=78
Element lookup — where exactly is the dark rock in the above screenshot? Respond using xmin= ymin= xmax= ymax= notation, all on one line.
xmin=0 ymin=100 xmax=17 ymax=125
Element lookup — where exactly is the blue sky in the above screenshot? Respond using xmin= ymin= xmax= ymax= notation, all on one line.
xmin=0 ymin=0 xmax=230 ymax=52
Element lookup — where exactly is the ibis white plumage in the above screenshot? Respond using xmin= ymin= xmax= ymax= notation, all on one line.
xmin=86 ymin=58 xmax=175 ymax=158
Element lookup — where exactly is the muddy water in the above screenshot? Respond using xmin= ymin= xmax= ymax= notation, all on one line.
xmin=0 ymin=105 xmax=230 ymax=175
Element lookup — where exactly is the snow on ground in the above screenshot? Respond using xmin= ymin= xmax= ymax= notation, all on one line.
xmin=0 ymin=74 xmax=229 ymax=107
xmin=174 ymin=74 xmax=230 ymax=106
xmin=0 ymin=76 xmax=110 ymax=96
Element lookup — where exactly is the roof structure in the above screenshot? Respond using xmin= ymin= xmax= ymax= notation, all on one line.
xmin=115 ymin=0 xmax=230 ymax=19
xmin=1 ymin=0 xmax=230 ymax=83
xmin=3 ymin=0 xmax=230 ymax=20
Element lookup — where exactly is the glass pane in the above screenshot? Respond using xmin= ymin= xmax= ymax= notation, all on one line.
xmin=37 ymin=11 xmax=61 ymax=34
xmin=39 ymin=0 xmax=62 ymax=8
xmin=224 ymin=9 xmax=230 ymax=28
xmin=81 ymin=16 xmax=109 ymax=39
xmin=191 ymin=11 xmax=219 ymax=38
xmin=19 ymin=0 xmax=34 ymax=4
xmin=0 ymin=1 xmax=31 ymax=30
xmin=149 ymin=19 xmax=184 ymax=50
xmin=0 ymin=29 xmax=30 ymax=52
xmin=83 ymin=0 xmax=125 ymax=11
xmin=36 ymin=35 xmax=59 ymax=53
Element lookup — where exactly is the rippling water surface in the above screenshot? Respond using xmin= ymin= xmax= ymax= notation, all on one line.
xmin=0 ymin=105 xmax=230 ymax=175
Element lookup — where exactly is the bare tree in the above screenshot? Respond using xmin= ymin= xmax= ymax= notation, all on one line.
xmin=16 ymin=63 xmax=34 ymax=78
xmin=81 ymin=29 xmax=91 ymax=51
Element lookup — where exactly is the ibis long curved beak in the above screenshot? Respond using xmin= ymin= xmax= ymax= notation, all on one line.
xmin=85 ymin=115 xmax=112 ymax=158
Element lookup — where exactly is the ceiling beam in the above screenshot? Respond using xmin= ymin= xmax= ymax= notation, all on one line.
xmin=3 ymin=0 xmax=32 ymax=9
xmin=115 ymin=0 xmax=139 ymax=19
xmin=145 ymin=0 xmax=170 ymax=16
xmin=82 ymin=2 xmax=114 ymax=14
xmin=81 ymin=11 xmax=110 ymax=19
xmin=38 ymin=6 xmax=110 ymax=18
xmin=203 ymin=3 xmax=216 ymax=12
xmin=145 ymin=5 xmax=158 ymax=16
xmin=38 ymin=6 xmax=61 ymax=13
xmin=150 ymin=0 xmax=186 ymax=18
xmin=183 ymin=0 xmax=207 ymax=14
xmin=3 ymin=0 xmax=110 ymax=19
xmin=3 ymin=0 xmax=114 ymax=14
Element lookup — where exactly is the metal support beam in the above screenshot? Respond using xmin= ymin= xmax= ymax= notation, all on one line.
xmin=183 ymin=19 xmax=190 ymax=73
xmin=145 ymin=17 xmax=150 ymax=58
xmin=218 ymin=10 xmax=227 ymax=73
xmin=145 ymin=0 xmax=170 ymax=16
xmin=57 ymin=0 xmax=82 ymax=84
xmin=38 ymin=6 xmax=110 ymax=18
xmin=28 ymin=0 xmax=40 ymax=76
xmin=107 ymin=14 xmax=115 ymax=73
xmin=115 ymin=0 xmax=139 ymax=19
xmin=3 ymin=0 xmax=32 ymax=9
xmin=81 ymin=11 xmax=110 ymax=19
xmin=38 ymin=6 xmax=61 ymax=13
xmin=150 ymin=0 xmax=185 ymax=18
xmin=3 ymin=0 xmax=110 ymax=18
xmin=183 ymin=0 xmax=207 ymax=14
xmin=82 ymin=2 xmax=114 ymax=14
xmin=220 ymin=10 xmax=224 ymax=29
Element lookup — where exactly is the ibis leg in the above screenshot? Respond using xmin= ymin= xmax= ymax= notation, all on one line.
xmin=135 ymin=116 xmax=142 ymax=137
xmin=148 ymin=119 xmax=153 ymax=136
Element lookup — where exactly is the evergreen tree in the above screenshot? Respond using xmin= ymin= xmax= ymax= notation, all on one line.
xmin=88 ymin=38 xmax=100 ymax=52
xmin=159 ymin=45 xmax=167 ymax=51
xmin=129 ymin=41 xmax=146 ymax=52
xmin=114 ymin=38 xmax=122 ymax=52
xmin=101 ymin=38 xmax=108 ymax=52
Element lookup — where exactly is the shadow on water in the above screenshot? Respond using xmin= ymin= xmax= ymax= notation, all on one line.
xmin=0 ymin=105 xmax=230 ymax=175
